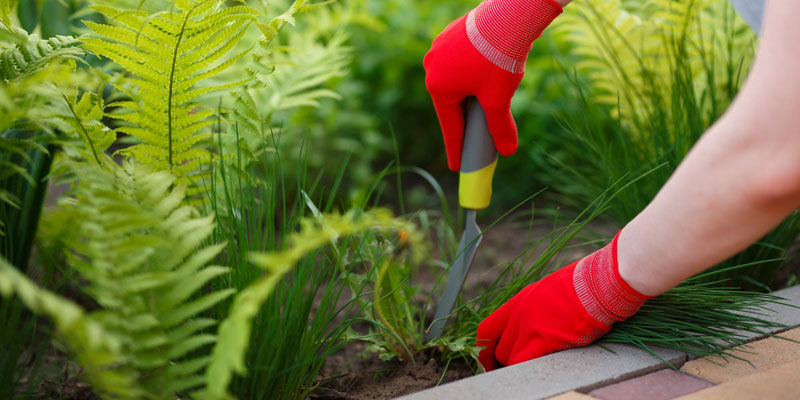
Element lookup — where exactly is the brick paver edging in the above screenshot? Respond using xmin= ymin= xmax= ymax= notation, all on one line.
xmin=399 ymin=285 xmax=800 ymax=400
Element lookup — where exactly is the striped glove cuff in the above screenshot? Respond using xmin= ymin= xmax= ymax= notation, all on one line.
xmin=466 ymin=0 xmax=563 ymax=74
xmin=572 ymin=231 xmax=652 ymax=327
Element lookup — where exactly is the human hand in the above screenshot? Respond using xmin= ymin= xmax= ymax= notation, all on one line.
xmin=475 ymin=232 xmax=651 ymax=371
xmin=423 ymin=0 xmax=562 ymax=171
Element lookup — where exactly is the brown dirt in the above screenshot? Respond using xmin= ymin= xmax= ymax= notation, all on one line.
xmin=311 ymin=345 xmax=473 ymax=400
xmin=310 ymin=220 xmax=610 ymax=400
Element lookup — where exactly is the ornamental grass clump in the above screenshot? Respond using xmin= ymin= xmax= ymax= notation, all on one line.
xmin=449 ymin=174 xmax=796 ymax=365
xmin=604 ymin=276 xmax=793 ymax=360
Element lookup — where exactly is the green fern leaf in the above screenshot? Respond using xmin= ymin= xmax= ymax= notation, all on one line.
xmin=0 ymin=30 xmax=83 ymax=82
xmin=58 ymin=92 xmax=116 ymax=165
xmin=0 ymin=256 xmax=142 ymax=399
xmin=227 ymin=30 xmax=351 ymax=162
xmin=554 ymin=0 xmax=755 ymax=132
xmin=39 ymin=159 xmax=232 ymax=398
xmin=83 ymin=1 xmax=260 ymax=188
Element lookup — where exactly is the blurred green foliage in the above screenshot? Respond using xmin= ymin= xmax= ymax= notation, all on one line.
xmin=313 ymin=0 xmax=581 ymax=208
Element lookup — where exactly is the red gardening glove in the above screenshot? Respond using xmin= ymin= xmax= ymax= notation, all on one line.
xmin=476 ymin=231 xmax=652 ymax=371
xmin=423 ymin=0 xmax=563 ymax=171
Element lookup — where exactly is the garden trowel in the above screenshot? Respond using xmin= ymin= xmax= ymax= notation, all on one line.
xmin=427 ymin=97 xmax=497 ymax=342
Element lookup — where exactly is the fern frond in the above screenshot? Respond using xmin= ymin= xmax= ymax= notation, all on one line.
xmin=0 ymin=256 xmax=142 ymax=399
xmin=0 ymin=23 xmax=91 ymax=136
xmin=255 ymin=0 xmax=309 ymax=46
xmin=1 ymin=29 xmax=83 ymax=82
xmin=227 ymin=29 xmax=351 ymax=161
xmin=1 ymin=1 xmax=12 ymax=28
xmin=554 ymin=0 xmax=755 ymax=131
xmin=200 ymin=208 xmax=424 ymax=400
xmin=39 ymin=159 xmax=232 ymax=398
xmin=84 ymin=1 xmax=261 ymax=188
xmin=58 ymin=92 xmax=116 ymax=165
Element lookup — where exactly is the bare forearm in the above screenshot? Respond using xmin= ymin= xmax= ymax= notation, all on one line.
xmin=619 ymin=118 xmax=800 ymax=296
xmin=618 ymin=0 xmax=800 ymax=296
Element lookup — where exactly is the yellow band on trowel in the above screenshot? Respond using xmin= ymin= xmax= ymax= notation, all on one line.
xmin=459 ymin=159 xmax=497 ymax=210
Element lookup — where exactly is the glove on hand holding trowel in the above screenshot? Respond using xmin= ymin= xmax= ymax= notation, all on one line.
xmin=423 ymin=0 xmax=649 ymax=371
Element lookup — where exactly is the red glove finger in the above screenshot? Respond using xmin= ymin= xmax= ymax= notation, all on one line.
xmin=431 ymin=100 xmax=466 ymax=171
xmin=507 ymin=332 xmax=549 ymax=366
xmin=477 ymin=94 xmax=520 ymax=157
xmin=476 ymin=289 xmax=518 ymax=371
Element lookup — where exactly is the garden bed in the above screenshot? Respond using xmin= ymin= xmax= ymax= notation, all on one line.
xmin=308 ymin=224 xmax=584 ymax=400
xmin=3 ymin=1 xmax=800 ymax=400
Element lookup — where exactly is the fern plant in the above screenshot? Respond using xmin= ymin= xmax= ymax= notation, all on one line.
xmin=37 ymin=158 xmax=233 ymax=399
xmin=0 ymin=25 xmax=86 ymax=145
xmin=0 ymin=255 xmax=140 ymax=398
xmin=0 ymin=0 xmax=95 ymax=285
xmin=554 ymin=0 xmax=755 ymax=132
xmin=0 ymin=4 xmax=94 ymax=396
xmin=0 ymin=6 xmax=86 ymax=134
xmin=227 ymin=30 xmax=351 ymax=163
xmin=82 ymin=0 xmax=261 ymax=188
xmin=0 ymin=1 xmax=86 ymax=223
xmin=57 ymin=91 xmax=117 ymax=165
xmin=83 ymin=0 xmax=327 ymax=191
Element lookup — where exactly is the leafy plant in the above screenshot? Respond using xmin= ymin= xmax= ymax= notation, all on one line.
xmin=25 ymin=137 xmax=425 ymax=400
xmin=226 ymin=29 xmax=351 ymax=167
xmin=0 ymin=21 xmax=86 ymax=217
xmin=0 ymin=32 xmax=82 ymax=81
xmin=337 ymin=219 xmax=430 ymax=363
xmin=82 ymin=0 xmax=261 ymax=188
xmin=0 ymin=254 xmax=140 ymax=398
xmin=0 ymin=3 xmax=94 ymax=397
xmin=31 ymin=158 xmax=229 ymax=398
xmin=324 ymin=162 xmax=466 ymax=363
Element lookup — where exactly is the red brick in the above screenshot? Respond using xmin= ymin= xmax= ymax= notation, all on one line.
xmin=588 ymin=369 xmax=712 ymax=400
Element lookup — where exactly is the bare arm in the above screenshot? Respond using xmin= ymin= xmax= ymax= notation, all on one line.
xmin=618 ymin=0 xmax=800 ymax=296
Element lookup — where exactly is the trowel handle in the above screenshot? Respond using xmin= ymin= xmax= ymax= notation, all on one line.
xmin=459 ymin=97 xmax=498 ymax=210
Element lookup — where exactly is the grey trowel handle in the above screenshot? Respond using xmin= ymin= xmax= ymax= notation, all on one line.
xmin=459 ymin=97 xmax=498 ymax=210
xmin=426 ymin=98 xmax=496 ymax=342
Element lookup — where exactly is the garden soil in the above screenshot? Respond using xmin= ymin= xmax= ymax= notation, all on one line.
xmin=312 ymin=345 xmax=473 ymax=400
xmin=311 ymin=223 xmax=606 ymax=399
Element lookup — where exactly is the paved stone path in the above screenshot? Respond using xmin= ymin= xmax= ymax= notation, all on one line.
xmin=401 ymin=285 xmax=800 ymax=400
xmin=549 ymin=327 xmax=800 ymax=400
